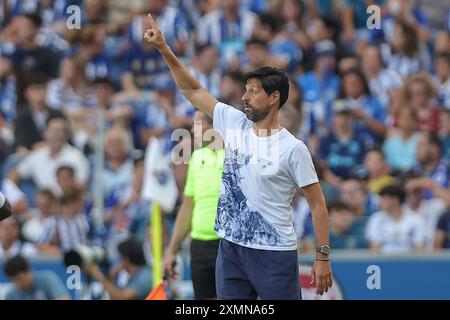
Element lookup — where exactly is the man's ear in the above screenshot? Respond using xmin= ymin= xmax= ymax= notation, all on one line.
xmin=270 ymin=91 xmax=280 ymax=108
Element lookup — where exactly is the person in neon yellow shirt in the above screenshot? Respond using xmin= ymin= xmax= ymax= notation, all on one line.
xmin=163 ymin=110 xmax=224 ymax=300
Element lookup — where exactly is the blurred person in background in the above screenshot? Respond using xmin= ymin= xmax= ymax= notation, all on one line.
xmin=404 ymin=174 xmax=448 ymax=251
xmin=339 ymin=67 xmax=386 ymax=150
xmin=0 ymin=216 xmax=37 ymax=258
xmin=174 ymin=42 xmax=221 ymax=124
xmin=22 ymin=189 xmax=59 ymax=255
xmin=45 ymin=57 xmax=96 ymax=112
xmin=364 ymin=148 xmax=397 ymax=194
xmin=366 ymin=184 xmax=425 ymax=253
xmin=14 ymin=72 xmax=63 ymax=155
xmin=383 ymin=105 xmax=419 ymax=172
xmin=328 ymin=201 xmax=368 ymax=250
xmin=252 ymin=12 xmax=302 ymax=74
xmin=3 ymin=255 xmax=71 ymax=300
xmin=197 ymin=0 xmax=256 ymax=68
xmin=433 ymin=52 xmax=450 ymax=109
xmin=360 ymin=45 xmax=403 ymax=111
xmin=242 ymin=37 xmax=286 ymax=72
xmin=317 ymin=100 xmax=366 ymax=181
xmin=86 ymin=237 xmax=152 ymax=300
xmin=414 ymin=131 xmax=449 ymax=200
xmin=9 ymin=114 xmax=90 ymax=196
xmin=164 ymin=111 xmax=223 ymax=300
xmin=435 ymin=209 xmax=450 ymax=250
xmin=14 ymin=13 xmax=60 ymax=78
xmin=441 ymin=108 xmax=450 ymax=161
xmin=219 ymin=70 xmax=244 ymax=109
xmin=403 ymin=73 xmax=441 ymax=133
xmin=36 ymin=187 xmax=89 ymax=253
xmin=383 ymin=18 xmax=427 ymax=79
xmin=297 ymin=40 xmax=340 ymax=137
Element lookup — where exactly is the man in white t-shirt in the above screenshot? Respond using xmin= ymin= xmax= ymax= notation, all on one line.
xmin=8 ymin=114 xmax=89 ymax=196
xmin=366 ymin=185 xmax=426 ymax=254
xmin=144 ymin=13 xmax=332 ymax=299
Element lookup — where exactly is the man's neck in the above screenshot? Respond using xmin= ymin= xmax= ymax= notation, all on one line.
xmin=49 ymin=145 xmax=64 ymax=157
xmin=224 ymin=8 xmax=238 ymax=21
xmin=388 ymin=207 xmax=403 ymax=221
xmin=252 ymin=115 xmax=282 ymax=136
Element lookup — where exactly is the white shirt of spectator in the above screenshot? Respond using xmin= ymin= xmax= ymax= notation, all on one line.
xmin=404 ymin=199 xmax=446 ymax=251
xmin=1 ymin=179 xmax=27 ymax=208
xmin=0 ymin=240 xmax=38 ymax=259
xmin=369 ymin=69 xmax=403 ymax=109
xmin=366 ymin=208 xmax=426 ymax=254
xmin=213 ymin=102 xmax=319 ymax=250
xmin=17 ymin=143 xmax=89 ymax=195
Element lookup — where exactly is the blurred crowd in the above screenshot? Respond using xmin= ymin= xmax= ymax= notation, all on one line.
xmin=1 ymin=0 xmax=450 ymax=291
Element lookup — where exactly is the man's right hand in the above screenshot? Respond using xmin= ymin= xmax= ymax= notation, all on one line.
xmin=144 ymin=13 xmax=167 ymax=51
xmin=163 ymin=251 xmax=178 ymax=280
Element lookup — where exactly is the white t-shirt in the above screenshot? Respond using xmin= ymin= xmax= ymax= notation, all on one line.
xmin=17 ymin=144 xmax=89 ymax=195
xmin=406 ymin=199 xmax=446 ymax=251
xmin=366 ymin=209 xmax=426 ymax=254
xmin=213 ymin=102 xmax=319 ymax=250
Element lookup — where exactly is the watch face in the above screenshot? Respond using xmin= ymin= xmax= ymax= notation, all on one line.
xmin=320 ymin=245 xmax=330 ymax=254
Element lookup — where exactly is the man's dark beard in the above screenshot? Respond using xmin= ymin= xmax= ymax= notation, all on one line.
xmin=245 ymin=105 xmax=270 ymax=122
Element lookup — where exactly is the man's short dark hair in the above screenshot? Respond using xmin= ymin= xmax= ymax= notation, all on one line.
xmin=24 ymin=13 xmax=42 ymax=28
xmin=46 ymin=113 xmax=69 ymax=129
xmin=194 ymin=42 xmax=215 ymax=56
xmin=246 ymin=37 xmax=267 ymax=48
xmin=379 ymin=185 xmax=406 ymax=203
xmin=328 ymin=201 xmax=352 ymax=213
xmin=222 ymin=70 xmax=244 ymax=83
xmin=56 ymin=165 xmax=75 ymax=178
xmin=428 ymin=132 xmax=443 ymax=155
xmin=36 ymin=188 xmax=57 ymax=202
xmin=92 ymin=77 xmax=113 ymax=87
xmin=118 ymin=237 xmax=147 ymax=266
xmin=24 ymin=72 xmax=50 ymax=89
xmin=434 ymin=51 xmax=450 ymax=63
xmin=4 ymin=255 xmax=30 ymax=278
xmin=257 ymin=12 xmax=280 ymax=33
xmin=243 ymin=66 xmax=289 ymax=109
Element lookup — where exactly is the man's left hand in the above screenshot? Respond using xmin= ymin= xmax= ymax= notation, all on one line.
xmin=311 ymin=259 xmax=333 ymax=295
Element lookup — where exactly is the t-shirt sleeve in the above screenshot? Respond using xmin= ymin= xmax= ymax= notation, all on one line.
xmin=126 ymin=270 xmax=152 ymax=300
xmin=44 ymin=272 xmax=70 ymax=299
xmin=290 ymin=142 xmax=319 ymax=188
xmin=17 ymin=153 xmax=36 ymax=179
xmin=365 ymin=214 xmax=382 ymax=244
xmin=212 ymin=102 xmax=247 ymax=140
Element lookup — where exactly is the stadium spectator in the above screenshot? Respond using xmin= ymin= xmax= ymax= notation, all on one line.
xmin=328 ymin=201 xmax=368 ymax=250
xmin=435 ymin=209 xmax=450 ymax=250
xmin=433 ymin=52 xmax=450 ymax=109
xmin=219 ymin=70 xmax=244 ymax=109
xmin=9 ymin=114 xmax=90 ymax=195
xmin=86 ymin=237 xmax=152 ymax=300
xmin=404 ymin=73 xmax=441 ymax=133
xmin=339 ymin=67 xmax=386 ymax=150
xmin=14 ymin=72 xmax=63 ymax=154
xmin=36 ymin=187 xmax=89 ymax=253
xmin=361 ymin=45 xmax=403 ymax=111
xmin=414 ymin=131 xmax=450 ymax=200
xmin=317 ymin=100 xmax=366 ymax=180
xmin=297 ymin=40 xmax=340 ymax=136
xmin=197 ymin=0 xmax=256 ymax=67
xmin=366 ymin=184 xmax=426 ymax=253
xmin=3 ymin=255 xmax=71 ymax=300
xmin=383 ymin=105 xmax=419 ymax=171
xmin=0 ymin=216 xmax=37 ymax=258
xmin=363 ymin=148 xmax=397 ymax=194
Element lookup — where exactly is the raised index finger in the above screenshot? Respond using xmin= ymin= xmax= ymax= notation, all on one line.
xmin=147 ymin=13 xmax=157 ymax=27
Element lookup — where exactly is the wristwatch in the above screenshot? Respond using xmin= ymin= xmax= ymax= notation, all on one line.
xmin=316 ymin=244 xmax=331 ymax=255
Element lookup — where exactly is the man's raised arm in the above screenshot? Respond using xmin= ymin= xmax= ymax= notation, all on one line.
xmin=143 ymin=13 xmax=218 ymax=117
